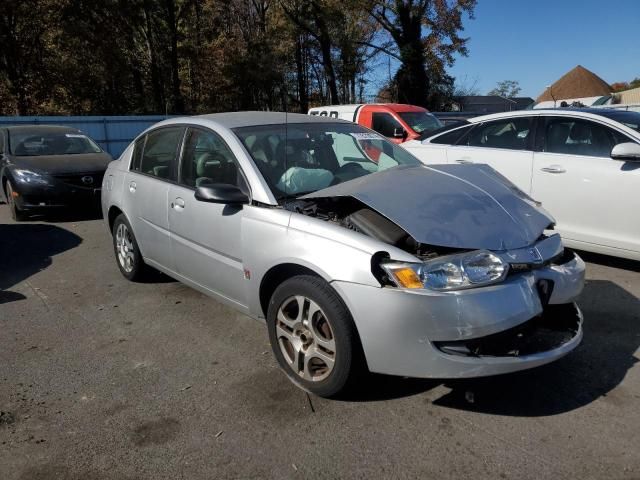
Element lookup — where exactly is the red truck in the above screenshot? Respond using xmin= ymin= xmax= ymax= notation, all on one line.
xmin=308 ymin=103 xmax=442 ymax=143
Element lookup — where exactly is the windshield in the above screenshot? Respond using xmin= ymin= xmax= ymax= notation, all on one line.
xmin=398 ymin=111 xmax=443 ymax=134
xmin=9 ymin=131 xmax=102 ymax=156
xmin=233 ymin=122 xmax=420 ymax=200
xmin=596 ymin=111 xmax=640 ymax=133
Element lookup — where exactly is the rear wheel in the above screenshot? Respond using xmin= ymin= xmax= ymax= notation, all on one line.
xmin=6 ymin=182 xmax=26 ymax=221
xmin=112 ymin=214 xmax=148 ymax=281
xmin=267 ymin=275 xmax=364 ymax=397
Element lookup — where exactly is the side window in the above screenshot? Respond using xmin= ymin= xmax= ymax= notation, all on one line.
xmin=372 ymin=113 xmax=403 ymax=138
xmin=430 ymin=125 xmax=474 ymax=145
xmin=543 ymin=118 xmax=624 ymax=157
xmin=180 ymin=128 xmax=244 ymax=188
xmin=465 ymin=118 xmax=532 ymax=150
xmin=130 ymin=136 xmax=145 ymax=171
xmin=0 ymin=131 xmax=4 ymax=153
xmin=137 ymin=127 xmax=183 ymax=180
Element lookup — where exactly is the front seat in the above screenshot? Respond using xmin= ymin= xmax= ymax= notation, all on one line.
xmin=195 ymin=152 xmax=216 ymax=186
xmin=567 ymin=123 xmax=592 ymax=155
xmin=546 ymin=123 xmax=570 ymax=153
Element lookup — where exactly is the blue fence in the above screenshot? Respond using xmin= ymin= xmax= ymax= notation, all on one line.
xmin=0 ymin=115 xmax=171 ymax=158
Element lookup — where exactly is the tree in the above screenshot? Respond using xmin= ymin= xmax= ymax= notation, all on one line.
xmin=0 ymin=0 xmax=474 ymax=115
xmin=0 ymin=0 xmax=63 ymax=115
xmin=610 ymin=82 xmax=629 ymax=92
xmin=488 ymin=80 xmax=521 ymax=98
xmin=453 ymin=74 xmax=479 ymax=96
xmin=366 ymin=0 xmax=476 ymax=108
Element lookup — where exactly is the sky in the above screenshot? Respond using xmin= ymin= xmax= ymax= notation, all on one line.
xmin=371 ymin=0 xmax=640 ymax=100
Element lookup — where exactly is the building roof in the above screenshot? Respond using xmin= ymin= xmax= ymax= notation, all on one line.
xmin=457 ymin=96 xmax=517 ymax=105
xmin=453 ymin=96 xmax=534 ymax=113
xmin=615 ymin=86 xmax=640 ymax=104
xmin=513 ymin=97 xmax=535 ymax=109
xmin=536 ymin=65 xmax=610 ymax=103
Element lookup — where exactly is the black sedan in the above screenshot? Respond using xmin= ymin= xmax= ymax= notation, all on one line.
xmin=0 ymin=125 xmax=112 ymax=220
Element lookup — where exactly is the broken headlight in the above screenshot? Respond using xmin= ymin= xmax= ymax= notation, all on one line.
xmin=382 ymin=250 xmax=508 ymax=291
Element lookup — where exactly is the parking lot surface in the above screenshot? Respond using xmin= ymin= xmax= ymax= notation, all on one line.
xmin=1 ymin=206 xmax=639 ymax=480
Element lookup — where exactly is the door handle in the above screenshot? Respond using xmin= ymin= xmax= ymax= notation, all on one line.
xmin=171 ymin=197 xmax=185 ymax=210
xmin=540 ymin=165 xmax=566 ymax=174
xmin=128 ymin=181 xmax=137 ymax=193
xmin=456 ymin=159 xmax=473 ymax=164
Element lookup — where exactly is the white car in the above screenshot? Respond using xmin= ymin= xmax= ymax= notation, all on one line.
xmin=403 ymin=108 xmax=640 ymax=261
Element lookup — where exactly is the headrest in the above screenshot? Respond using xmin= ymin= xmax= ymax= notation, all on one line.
xmin=569 ymin=123 xmax=591 ymax=142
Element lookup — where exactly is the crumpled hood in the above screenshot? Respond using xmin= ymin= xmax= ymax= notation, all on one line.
xmin=10 ymin=152 xmax=113 ymax=174
xmin=301 ymin=164 xmax=555 ymax=251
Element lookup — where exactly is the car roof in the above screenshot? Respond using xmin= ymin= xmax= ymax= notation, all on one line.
xmin=467 ymin=108 xmax=638 ymax=123
xmin=193 ymin=111 xmax=349 ymax=128
xmin=422 ymin=107 xmax=640 ymax=143
xmin=3 ymin=125 xmax=82 ymax=135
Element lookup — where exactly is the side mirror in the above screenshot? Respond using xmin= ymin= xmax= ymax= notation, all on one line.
xmin=194 ymin=183 xmax=249 ymax=204
xmin=611 ymin=142 xmax=640 ymax=162
xmin=393 ymin=127 xmax=408 ymax=139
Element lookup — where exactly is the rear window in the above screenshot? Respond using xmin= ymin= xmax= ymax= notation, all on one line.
xmin=596 ymin=111 xmax=640 ymax=133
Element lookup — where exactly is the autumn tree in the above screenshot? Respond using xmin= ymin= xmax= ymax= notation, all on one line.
xmin=0 ymin=0 xmax=475 ymax=115
xmin=0 ymin=0 xmax=63 ymax=115
xmin=488 ymin=79 xmax=521 ymax=98
xmin=366 ymin=0 xmax=476 ymax=108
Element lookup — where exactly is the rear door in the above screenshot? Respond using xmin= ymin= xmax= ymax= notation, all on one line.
xmin=531 ymin=115 xmax=640 ymax=254
xmin=167 ymin=126 xmax=248 ymax=307
xmin=124 ymin=126 xmax=184 ymax=270
xmin=444 ymin=116 xmax=535 ymax=193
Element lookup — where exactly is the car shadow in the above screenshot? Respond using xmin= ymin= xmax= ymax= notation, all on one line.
xmin=342 ymin=279 xmax=639 ymax=415
xmin=340 ymin=374 xmax=439 ymax=402
xmin=0 ymin=224 xmax=82 ymax=304
xmin=573 ymin=249 xmax=640 ymax=273
xmin=32 ymin=207 xmax=103 ymax=223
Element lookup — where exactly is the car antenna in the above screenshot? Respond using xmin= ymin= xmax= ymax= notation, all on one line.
xmin=284 ymin=88 xmax=288 ymax=198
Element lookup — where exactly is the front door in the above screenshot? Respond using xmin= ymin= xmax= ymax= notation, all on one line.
xmin=532 ymin=116 xmax=640 ymax=254
xmin=168 ymin=127 xmax=247 ymax=307
xmin=445 ymin=116 xmax=535 ymax=193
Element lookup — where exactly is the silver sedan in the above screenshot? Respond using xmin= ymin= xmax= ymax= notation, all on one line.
xmin=101 ymin=112 xmax=585 ymax=397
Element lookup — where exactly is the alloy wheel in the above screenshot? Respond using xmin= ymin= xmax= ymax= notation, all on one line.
xmin=276 ymin=295 xmax=336 ymax=382
xmin=115 ymin=223 xmax=135 ymax=273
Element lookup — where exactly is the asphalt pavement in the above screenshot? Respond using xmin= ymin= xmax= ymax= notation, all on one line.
xmin=1 ymin=205 xmax=639 ymax=480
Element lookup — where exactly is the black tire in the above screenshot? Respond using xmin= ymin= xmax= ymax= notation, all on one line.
xmin=112 ymin=213 xmax=148 ymax=281
xmin=267 ymin=275 xmax=365 ymax=398
xmin=6 ymin=181 xmax=26 ymax=221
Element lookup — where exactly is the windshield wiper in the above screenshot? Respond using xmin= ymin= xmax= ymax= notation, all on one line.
xmin=277 ymin=190 xmax=317 ymax=202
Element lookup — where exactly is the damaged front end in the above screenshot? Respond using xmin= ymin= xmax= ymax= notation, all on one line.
xmin=286 ymin=164 xmax=585 ymax=378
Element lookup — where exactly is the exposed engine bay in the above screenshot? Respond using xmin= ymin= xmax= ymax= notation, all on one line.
xmin=284 ymin=196 xmax=463 ymax=261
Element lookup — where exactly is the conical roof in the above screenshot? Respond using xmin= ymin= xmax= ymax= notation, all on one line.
xmin=536 ymin=65 xmax=610 ymax=102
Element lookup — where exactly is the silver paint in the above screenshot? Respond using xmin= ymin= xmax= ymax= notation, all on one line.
xmin=302 ymin=164 xmax=555 ymax=251
xmin=102 ymin=114 xmax=585 ymax=380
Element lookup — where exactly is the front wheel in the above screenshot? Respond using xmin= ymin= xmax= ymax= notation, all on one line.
xmin=267 ymin=275 xmax=364 ymax=398
xmin=112 ymin=214 xmax=148 ymax=281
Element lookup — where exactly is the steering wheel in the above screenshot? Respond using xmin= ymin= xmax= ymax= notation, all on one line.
xmin=338 ymin=162 xmax=366 ymax=174
xmin=331 ymin=162 xmax=367 ymax=185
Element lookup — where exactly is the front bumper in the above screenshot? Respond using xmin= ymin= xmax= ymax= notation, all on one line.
xmin=332 ymin=253 xmax=585 ymax=378
xmin=13 ymin=181 xmax=102 ymax=210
